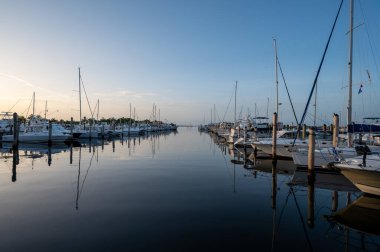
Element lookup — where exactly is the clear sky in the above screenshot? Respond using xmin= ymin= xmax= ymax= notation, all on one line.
xmin=1 ymin=0 xmax=379 ymax=125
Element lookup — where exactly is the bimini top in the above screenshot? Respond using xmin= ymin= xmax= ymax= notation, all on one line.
xmin=251 ymin=117 xmax=269 ymax=120
xmin=363 ymin=117 xmax=380 ymax=120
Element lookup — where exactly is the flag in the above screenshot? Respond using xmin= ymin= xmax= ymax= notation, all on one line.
xmin=358 ymin=84 xmax=363 ymax=94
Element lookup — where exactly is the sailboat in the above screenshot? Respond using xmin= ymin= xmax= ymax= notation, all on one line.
xmin=74 ymin=67 xmax=99 ymax=139
xmin=292 ymin=0 xmax=380 ymax=169
xmin=2 ymin=93 xmax=72 ymax=143
xmin=318 ymin=0 xmax=380 ymax=196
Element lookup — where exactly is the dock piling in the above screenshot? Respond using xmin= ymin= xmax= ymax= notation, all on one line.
xmin=272 ymin=112 xmax=277 ymax=158
xmin=12 ymin=113 xmax=19 ymax=149
xmin=70 ymin=117 xmax=74 ymax=139
xmin=48 ymin=120 xmax=52 ymax=146
xmin=333 ymin=114 xmax=339 ymax=147
xmin=302 ymin=124 xmax=307 ymax=139
xmin=307 ymin=128 xmax=316 ymax=228
xmin=307 ymin=127 xmax=315 ymax=181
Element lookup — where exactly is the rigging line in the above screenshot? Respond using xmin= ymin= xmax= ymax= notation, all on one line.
xmin=7 ymin=99 xmax=21 ymax=113
xmin=239 ymin=105 xmax=243 ymax=119
xmin=277 ymin=58 xmax=299 ymax=126
xmin=358 ymin=0 xmax=380 ymax=81
xmin=80 ymin=76 xmax=95 ymax=119
xmin=79 ymin=149 xmax=96 ymax=197
xmin=93 ymin=101 xmax=99 ymax=121
xmin=293 ymin=0 xmax=344 ymax=147
xmin=216 ymin=109 xmax=222 ymax=123
xmin=290 ymin=186 xmax=314 ymax=252
xmin=24 ymin=94 xmax=34 ymax=118
xmin=274 ymin=187 xmax=293 ymax=238
xmin=222 ymin=85 xmax=235 ymax=122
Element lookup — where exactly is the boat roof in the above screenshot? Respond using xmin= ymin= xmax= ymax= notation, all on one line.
xmin=252 ymin=116 xmax=268 ymax=119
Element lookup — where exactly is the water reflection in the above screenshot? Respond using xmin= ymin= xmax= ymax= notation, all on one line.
xmin=12 ymin=147 xmax=18 ymax=182
xmin=209 ymin=129 xmax=380 ymax=251
xmin=326 ymin=194 xmax=380 ymax=235
xmin=0 ymin=130 xmax=178 ymax=185
xmin=324 ymin=194 xmax=380 ymax=250
xmin=1 ymin=143 xmax=71 ymax=182
xmin=0 ymin=128 xmax=379 ymax=252
xmin=75 ymin=147 xmax=96 ymax=210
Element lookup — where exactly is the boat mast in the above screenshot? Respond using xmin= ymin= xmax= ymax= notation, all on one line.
xmin=210 ymin=107 xmax=212 ymax=124
xmin=214 ymin=104 xmax=216 ymax=124
xmin=347 ymin=0 xmax=354 ymax=147
xmin=32 ymin=91 xmax=35 ymax=116
xmin=44 ymin=99 xmax=47 ymax=119
xmin=79 ymin=67 xmax=82 ymax=125
xmin=314 ymin=81 xmax=318 ymax=127
xmin=130 ymin=103 xmax=132 ymax=129
xmin=234 ymin=81 xmax=237 ymax=125
xmin=97 ymin=99 xmax=99 ymax=121
xmin=274 ymin=39 xmax=279 ymax=116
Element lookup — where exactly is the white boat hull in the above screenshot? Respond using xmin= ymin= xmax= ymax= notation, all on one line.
xmin=252 ymin=143 xmax=295 ymax=158
xmin=292 ymin=147 xmax=358 ymax=168
xmin=339 ymin=168 xmax=380 ymax=196
xmin=334 ymin=154 xmax=380 ymax=196
xmin=2 ymin=133 xmax=70 ymax=143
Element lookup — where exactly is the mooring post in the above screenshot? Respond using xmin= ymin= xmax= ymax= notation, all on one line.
xmin=70 ymin=117 xmax=74 ymax=139
xmin=302 ymin=124 xmax=307 ymax=139
xmin=333 ymin=114 xmax=339 ymax=147
xmin=297 ymin=125 xmax=300 ymax=139
xmin=272 ymin=112 xmax=277 ymax=158
xmin=12 ymin=113 xmax=18 ymax=149
xmin=322 ymin=124 xmax=327 ymax=134
xmin=48 ymin=120 xmax=52 ymax=146
xmin=307 ymin=127 xmax=316 ymax=228
xmin=308 ymin=127 xmax=315 ymax=180
xmin=16 ymin=120 xmax=20 ymax=145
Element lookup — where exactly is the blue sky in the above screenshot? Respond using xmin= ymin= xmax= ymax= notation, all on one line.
xmin=1 ymin=0 xmax=379 ymax=125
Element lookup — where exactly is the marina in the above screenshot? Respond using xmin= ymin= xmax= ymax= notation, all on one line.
xmin=0 ymin=127 xmax=379 ymax=251
xmin=1 ymin=0 xmax=380 ymax=251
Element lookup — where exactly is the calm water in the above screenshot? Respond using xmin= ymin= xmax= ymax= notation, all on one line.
xmin=0 ymin=127 xmax=379 ymax=252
